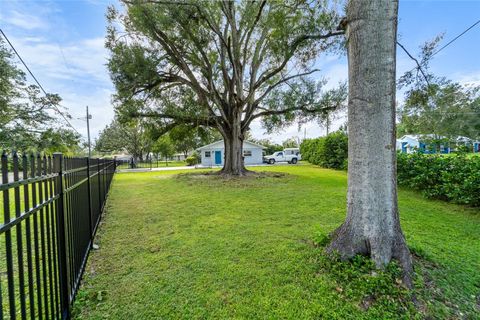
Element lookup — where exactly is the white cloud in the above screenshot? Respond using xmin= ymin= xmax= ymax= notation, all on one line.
xmin=65 ymin=88 xmax=115 ymax=138
xmin=9 ymin=36 xmax=109 ymax=84
xmin=2 ymin=11 xmax=49 ymax=30
xmin=3 ymin=33 xmax=113 ymax=140
xmin=454 ymin=71 xmax=480 ymax=87
xmin=323 ymin=63 xmax=348 ymax=90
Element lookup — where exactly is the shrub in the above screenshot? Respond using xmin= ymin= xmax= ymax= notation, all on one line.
xmin=397 ymin=153 xmax=480 ymax=206
xmin=300 ymin=131 xmax=348 ymax=169
xmin=302 ymin=134 xmax=480 ymax=206
xmin=303 ymin=133 xmax=480 ymax=206
xmin=186 ymin=152 xmax=200 ymax=166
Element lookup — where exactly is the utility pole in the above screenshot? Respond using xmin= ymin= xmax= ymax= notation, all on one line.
xmin=86 ymin=106 xmax=92 ymax=158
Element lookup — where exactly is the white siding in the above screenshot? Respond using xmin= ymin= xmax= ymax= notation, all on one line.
xmin=198 ymin=140 xmax=264 ymax=166
xmin=398 ymin=135 xmax=420 ymax=153
xmin=200 ymin=147 xmax=224 ymax=167
xmin=243 ymin=147 xmax=263 ymax=165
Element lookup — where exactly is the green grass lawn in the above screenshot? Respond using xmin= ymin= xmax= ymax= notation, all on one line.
xmin=73 ymin=164 xmax=480 ymax=319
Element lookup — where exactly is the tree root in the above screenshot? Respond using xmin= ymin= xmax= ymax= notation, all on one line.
xmin=216 ymin=166 xmax=254 ymax=177
xmin=327 ymin=223 xmax=414 ymax=289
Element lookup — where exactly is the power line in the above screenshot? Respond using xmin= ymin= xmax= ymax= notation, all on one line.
xmin=401 ymin=18 xmax=480 ymax=78
xmin=432 ymin=19 xmax=480 ymax=57
xmin=0 ymin=28 xmax=81 ymax=136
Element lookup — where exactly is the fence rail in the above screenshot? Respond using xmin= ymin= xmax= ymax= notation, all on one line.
xmin=0 ymin=152 xmax=116 ymax=320
xmin=115 ymin=158 xmax=188 ymax=170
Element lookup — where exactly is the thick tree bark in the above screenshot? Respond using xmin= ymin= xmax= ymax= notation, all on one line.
xmin=219 ymin=110 xmax=249 ymax=176
xmin=327 ymin=0 xmax=413 ymax=286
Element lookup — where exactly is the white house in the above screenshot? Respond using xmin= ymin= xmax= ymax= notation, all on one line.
xmin=397 ymin=135 xmax=421 ymax=153
xmin=197 ymin=140 xmax=265 ymax=167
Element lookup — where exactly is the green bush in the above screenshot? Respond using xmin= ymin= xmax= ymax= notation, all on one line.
xmin=300 ymin=132 xmax=480 ymax=207
xmin=302 ymin=133 xmax=480 ymax=206
xmin=397 ymin=153 xmax=480 ymax=206
xmin=185 ymin=152 xmax=200 ymax=166
xmin=300 ymin=131 xmax=348 ymax=169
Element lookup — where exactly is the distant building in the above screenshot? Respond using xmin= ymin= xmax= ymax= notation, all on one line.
xmin=397 ymin=135 xmax=450 ymax=154
xmin=397 ymin=134 xmax=480 ymax=154
xmin=172 ymin=153 xmax=189 ymax=161
xmin=456 ymin=136 xmax=480 ymax=153
xmin=197 ymin=140 xmax=265 ymax=167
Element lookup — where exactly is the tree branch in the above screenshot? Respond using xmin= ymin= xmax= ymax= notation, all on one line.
xmin=397 ymin=41 xmax=431 ymax=86
xmin=130 ymin=111 xmax=219 ymax=127
xmin=253 ymin=30 xmax=344 ymax=90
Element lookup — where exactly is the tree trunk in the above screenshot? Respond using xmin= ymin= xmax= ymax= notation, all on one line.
xmin=327 ymin=0 xmax=413 ymax=286
xmin=219 ymin=111 xmax=248 ymax=176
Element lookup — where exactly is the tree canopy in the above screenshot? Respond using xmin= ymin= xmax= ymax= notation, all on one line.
xmin=0 ymin=39 xmax=81 ymax=154
xmin=106 ymin=0 xmax=347 ymax=175
xmin=95 ymin=119 xmax=151 ymax=160
xmin=168 ymin=125 xmax=221 ymax=157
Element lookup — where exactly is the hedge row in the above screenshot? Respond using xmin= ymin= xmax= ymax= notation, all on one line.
xmin=301 ymin=133 xmax=480 ymax=206
xmin=300 ymin=131 xmax=348 ymax=170
xmin=397 ymin=153 xmax=480 ymax=206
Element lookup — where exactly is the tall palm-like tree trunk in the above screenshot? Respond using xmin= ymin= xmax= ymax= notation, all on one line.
xmin=327 ymin=0 xmax=413 ymax=286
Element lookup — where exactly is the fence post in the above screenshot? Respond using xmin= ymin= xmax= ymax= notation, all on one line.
xmin=86 ymin=157 xmax=93 ymax=240
xmin=53 ymin=153 xmax=70 ymax=320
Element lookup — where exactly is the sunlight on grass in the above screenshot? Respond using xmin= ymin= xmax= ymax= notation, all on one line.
xmin=73 ymin=165 xmax=480 ymax=319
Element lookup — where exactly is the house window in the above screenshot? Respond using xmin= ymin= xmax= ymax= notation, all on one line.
xmin=205 ymin=151 xmax=211 ymax=157
xmin=243 ymin=150 xmax=252 ymax=157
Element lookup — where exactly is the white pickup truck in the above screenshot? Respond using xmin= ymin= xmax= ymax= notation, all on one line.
xmin=263 ymin=148 xmax=302 ymax=164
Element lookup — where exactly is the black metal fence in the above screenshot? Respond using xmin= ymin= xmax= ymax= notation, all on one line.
xmin=116 ymin=158 xmax=188 ymax=170
xmin=0 ymin=152 xmax=116 ymax=319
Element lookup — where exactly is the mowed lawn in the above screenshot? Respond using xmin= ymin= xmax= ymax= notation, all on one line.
xmin=73 ymin=164 xmax=480 ymax=319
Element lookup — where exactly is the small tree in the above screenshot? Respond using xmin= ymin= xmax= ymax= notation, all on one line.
xmin=153 ymin=135 xmax=175 ymax=166
xmin=282 ymin=137 xmax=299 ymax=149
xmin=95 ymin=119 xmax=151 ymax=161
xmin=167 ymin=125 xmax=221 ymax=158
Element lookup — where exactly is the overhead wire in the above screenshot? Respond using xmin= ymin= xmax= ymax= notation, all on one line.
xmin=431 ymin=19 xmax=480 ymax=57
xmin=401 ymin=18 xmax=480 ymax=76
xmin=0 ymin=28 xmax=82 ymax=136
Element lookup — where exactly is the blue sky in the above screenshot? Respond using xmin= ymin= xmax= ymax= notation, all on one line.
xmin=1 ymin=0 xmax=479 ymax=143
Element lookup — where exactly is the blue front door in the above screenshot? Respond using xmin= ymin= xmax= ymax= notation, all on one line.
xmin=215 ymin=151 xmax=222 ymax=165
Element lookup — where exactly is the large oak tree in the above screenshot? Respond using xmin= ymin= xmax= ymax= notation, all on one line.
xmin=106 ymin=0 xmax=346 ymax=175
xmin=327 ymin=0 xmax=413 ymax=286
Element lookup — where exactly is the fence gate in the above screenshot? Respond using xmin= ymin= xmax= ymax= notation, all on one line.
xmin=0 ymin=152 xmax=116 ymax=319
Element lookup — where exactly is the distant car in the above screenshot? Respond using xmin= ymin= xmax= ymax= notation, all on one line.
xmin=263 ymin=148 xmax=301 ymax=164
